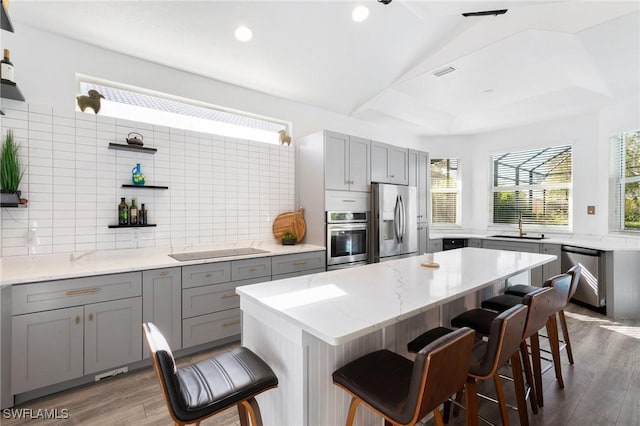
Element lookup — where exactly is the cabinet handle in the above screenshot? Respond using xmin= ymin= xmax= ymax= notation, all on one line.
xmin=344 ymin=180 xmax=349 ymax=184
xmin=66 ymin=288 xmax=100 ymax=297
xmin=75 ymin=316 xmax=80 ymax=325
xmin=293 ymin=261 xmax=308 ymax=266
xmin=221 ymin=293 xmax=239 ymax=299
xmin=342 ymin=200 xmax=356 ymax=203
xmin=88 ymin=313 xmax=94 ymax=322
xmin=248 ymin=268 xmax=256 ymax=272
xmin=205 ymin=273 xmax=212 ymax=278
xmin=159 ymin=271 xmax=169 ymax=276
xmin=223 ymin=319 xmax=240 ymax=327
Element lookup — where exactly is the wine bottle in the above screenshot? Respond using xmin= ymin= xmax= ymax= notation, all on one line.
xmin=118 ymin=197 xmax=129 ymax=225
xmin=130 ymin=198 xmax=138 ymax=225
xmin=139 ymin=203 xmax=147 ymax=225
xmin=1 ymin=49 xmax=15 ymax=84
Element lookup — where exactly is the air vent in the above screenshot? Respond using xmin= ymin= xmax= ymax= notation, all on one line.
xmin=462 ymin=9 xmax=508 ymax=17
xmin=432 ymin=66 xmax=456 ymax=77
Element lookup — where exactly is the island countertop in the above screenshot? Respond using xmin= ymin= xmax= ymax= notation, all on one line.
xmin=236 ymin=247 xmax=556 ymax=345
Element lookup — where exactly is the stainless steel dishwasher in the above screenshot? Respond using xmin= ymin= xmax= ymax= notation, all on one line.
xmin=561 ymin=245 xmax=605 ymax=308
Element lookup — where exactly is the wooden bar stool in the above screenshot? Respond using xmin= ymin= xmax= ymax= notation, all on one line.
xmin=333 ymin=327 xmax=475 ymax=426
xmin=407 ymin=304 xmax=529 ymax=426
xmin=143 ymin=323 xmax=278 ymax=426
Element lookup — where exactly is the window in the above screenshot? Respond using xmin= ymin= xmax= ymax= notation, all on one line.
xmin=610 ymin=129 xmax=640 ymax=231
xmin=77 ymin=78 xmax=289 ymax=145
xmin=491 ymin=145 xmax=572 ymax=228
xmin=430 ymin=159 xmax=460 ymax=226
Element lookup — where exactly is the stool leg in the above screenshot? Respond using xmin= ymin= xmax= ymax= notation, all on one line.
xmin=547 ymin=314 xmax=565 ymax=389
xmin=238 ymin=402 xmax=249 ymax=426
xmin=240 ymin=397 xmax=264 ymax=426
xmin=520 ymin=341 xmax=538 ymax=413
xmin=559 ymin=310 xmax=574 ymax=365
xmin=530 ymin=332 xmax=544 ymax=408
xmin=433 ymin=408 xmax=445 ymax=426
xmin=493 ymin=373 xmax=509 ymax=426
xmin=510 ymin=351 xmax=529 ymax=426
xmin=466 ymin=377 xmax=479 ymax=426
xmin=346 ymin=397 xmax=360 ymax=426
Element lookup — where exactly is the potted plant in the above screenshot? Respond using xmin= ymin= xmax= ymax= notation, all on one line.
xmin=282 ymin=232 xmax=297 ymax=245
xmin=0 ymin=130 xmax=25 ymax=206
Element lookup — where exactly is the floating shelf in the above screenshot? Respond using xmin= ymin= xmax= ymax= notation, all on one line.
xmin=108 ymin=224 xmax=157 ymax=228
xmin=122 ymin=184 xmax=168 ymax=190
xmin=1 ymin=3 xmax=14 ymax=32
xmin=108 ymin=143 xmax=157 ymax=154
xmin=1 ymin=81 xmax=25 ymax=101
xmin=0 ymin=202 xmax=24 ymax=208
xmin=0 ymin=108 xmax=4 ymax=115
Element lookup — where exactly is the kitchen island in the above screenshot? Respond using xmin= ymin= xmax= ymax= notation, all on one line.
xmin=237 ymin=247 xmax=556 ymax=425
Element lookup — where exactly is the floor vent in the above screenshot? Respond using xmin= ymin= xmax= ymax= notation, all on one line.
xmin=94 ymin=366 xmax=128 ymax=382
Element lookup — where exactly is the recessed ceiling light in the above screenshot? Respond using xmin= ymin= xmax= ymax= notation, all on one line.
xmin=352 ymin=5 xmax=370 ymax=22
xmin=235 ymin=26 xmax=253 ymax=42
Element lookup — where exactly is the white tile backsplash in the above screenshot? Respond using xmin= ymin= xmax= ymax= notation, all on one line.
xmin=1 ymin=104 xmax=295 ymax=256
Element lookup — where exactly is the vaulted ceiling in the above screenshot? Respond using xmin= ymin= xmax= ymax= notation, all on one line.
xmin=10 ymin=0 xmax=640 ymax=136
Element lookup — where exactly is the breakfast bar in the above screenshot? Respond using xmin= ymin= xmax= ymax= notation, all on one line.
xmin=236 ymin=247 xmax=556 ymax=425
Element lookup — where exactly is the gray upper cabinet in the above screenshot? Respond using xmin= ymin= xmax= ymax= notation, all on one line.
xmin=143 ymin=268 xmax=182 ymax=354
xmin=408 ymin=150 xmax=429 ymax=223
xmin=324 ymin=131 xmax=370 ymax=192
xmin=371 ymin=141 xmax=408 ymax=185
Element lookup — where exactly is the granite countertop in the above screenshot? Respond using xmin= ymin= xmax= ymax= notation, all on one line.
xmin=236 ymin=247 xmax=555 ymax=345
xmin=430 ymin=231 xmax=640 ymax=251
xmin=0 ymin=242 xmax=326 ymax=286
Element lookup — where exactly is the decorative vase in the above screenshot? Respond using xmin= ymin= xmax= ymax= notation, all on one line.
xmin=131 ymin=163 xmax=145 ymax=186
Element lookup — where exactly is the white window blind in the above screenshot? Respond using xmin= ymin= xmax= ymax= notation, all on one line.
xmin=491 ymin=145 xmax=572 ymax=227
xmin=610 ymin=129 xmax=640 ymax=231
xmin=430 ymin=159 xmax=460 ymax=226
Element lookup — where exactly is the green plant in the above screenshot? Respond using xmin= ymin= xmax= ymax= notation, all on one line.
xmin=282 ymin=232 xmax=297 ymax=241
xmin=0 ymin=130 xmax=24 ymax=192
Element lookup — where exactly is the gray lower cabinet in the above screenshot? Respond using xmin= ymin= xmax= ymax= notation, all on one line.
xmin=271 ymin=251 xmax=326 ymax=277
xmin=427 ymin=239 xmax=443 ymax=253
xmin=482 ymin=240 xmax=543 ymax=285
xmin=142 ymin=268 xmax=182 ymax=354
xmin=182 ymin=309 xmax=241 ymax=348
xmin=417 ymin=224 xmax=428 ymax=255
xmin=12 ymin=306 xmax=84 ymax=394
xmin=541 ymin=244 xmax=562 ymax=279
xmin=468 ymin=239 xmax=482 ymax=248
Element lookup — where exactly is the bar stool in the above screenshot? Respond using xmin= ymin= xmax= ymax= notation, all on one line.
xmin=333 ymin=327 xmax=475 ymax=426
xmin=450 ymin=287 xmax=556 ymax=422
xmin=407 ymin=304 xmax=529 ymax=426
xmin=142 ymin=323 xmax=278 ymax=426
xmin=503 ymin=265 xmax=582 ymax=364
xmin=480 ymin=273 xmax=573 ymax=406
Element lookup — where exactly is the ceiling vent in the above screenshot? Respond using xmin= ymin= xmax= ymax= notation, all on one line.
xmin=432 ymin=66 xmax=456 ymax=77
xmin=462 ymin=9 xmax=508 ymax=17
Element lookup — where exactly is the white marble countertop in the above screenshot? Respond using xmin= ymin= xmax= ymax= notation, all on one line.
xmin=430 ymin=231 xmax=640 ymax=251
xmin=236 ymin=247 xmax=555 ymax=345
xmin=0 ymin=242 xmax=326 ymax=286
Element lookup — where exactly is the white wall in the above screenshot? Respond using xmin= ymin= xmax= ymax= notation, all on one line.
xmin=424 ymin=94 xmax=640 ymax=237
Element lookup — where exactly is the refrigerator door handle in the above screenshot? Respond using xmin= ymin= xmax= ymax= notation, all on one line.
xmin=399 ymin=195 xmax=405 ymax=243
xmin=394 ymin=195 xmax=401 ymax=243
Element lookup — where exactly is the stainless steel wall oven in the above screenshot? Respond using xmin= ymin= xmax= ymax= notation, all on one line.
xmin=326 ymin=211 xmax=369 ymax=270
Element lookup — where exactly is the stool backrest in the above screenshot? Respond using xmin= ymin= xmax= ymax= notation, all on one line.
xmin=521 ymin=287 xmax=555 ymax=339
xmin=475 ymin=304 xmax=529 ymax=378
xmin=544 ymin=273 xmax=572 ymax=312
xmin=566 ymin=264 xmax=582 ymax=302
xmin=406 ymin=327 xmax=475 ymax=424
xmin=142 ymin=323 xmax=183 ymax=422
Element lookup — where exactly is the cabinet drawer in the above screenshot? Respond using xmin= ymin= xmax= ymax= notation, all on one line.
xmin=231 ymin=257 xmax=271 ymax=281
xmin=468 ymin=239 xmax=482 ymax=248
xmin=12 ymin=272 xmax=142 ymax=315
xmin=272 ymin=268 xmax=326 ymax=280
xmin=182 ymin=309 xmax=241 ymax=348
xmin=182 ymin=277 xmax=269 ymax=318
xmin=325 ymin=190 xmax=370 ymax=211
xmin=271 ymin=251 xmax=326 ymax=276
xmin=482 ymin=240 xmax=539 ymax=253
xmin=182 ymin=262 xmax=231 ymax=289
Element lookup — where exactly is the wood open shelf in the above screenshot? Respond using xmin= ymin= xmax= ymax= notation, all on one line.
xmin=122 ymin=184 xmax=168 ymax=190
xmin=108 ymin=143 xmax=157 ymax=154
xmin=108 ymin=224 xmax=157 ymax=229
xmin=1 ymin=81 xmax=25 ymax=101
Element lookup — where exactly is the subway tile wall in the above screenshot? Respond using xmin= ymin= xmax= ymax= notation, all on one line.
xmin=0 ymin=102 xmax=295 ymax=256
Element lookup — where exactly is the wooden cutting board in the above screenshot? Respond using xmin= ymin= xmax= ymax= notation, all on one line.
xmin=272 ymin=208 xmax=306 ymax=243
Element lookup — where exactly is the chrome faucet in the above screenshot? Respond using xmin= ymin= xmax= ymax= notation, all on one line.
xmin=518 ymin=213 xmax=527 ymax=237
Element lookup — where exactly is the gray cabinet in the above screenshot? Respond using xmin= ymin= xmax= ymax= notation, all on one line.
xmin=324 ymin=131 xmax=370 ymax=192
xmin=182 ymin=262 xmax=231 ymax=289
xmin=143 ymin=268 xmax=182 ymax=354
xmin=371 ymin=141 xmax=408 ymax=185
xmin=271 ymin=251 xmax=326 ymax=278
xmin=12 ymin=306 xmax=84 ymax=394
xmin=418 ymin=224 xmax=428 ymax=255
xmin=408 ymin=150 xmax=429 ymax=223
xmin=468 ymin=239 xmax=482 ymax=248
xmin=541 ymin=244 xmax=562 ymax=280
xmin=482 ymin=240 xmax=543 ymax=285
xmin=427 ymin=239 xmax=443 ymax=253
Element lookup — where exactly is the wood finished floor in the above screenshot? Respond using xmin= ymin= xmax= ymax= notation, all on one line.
xmin=3 ymin=303 xmax=639 ymax=425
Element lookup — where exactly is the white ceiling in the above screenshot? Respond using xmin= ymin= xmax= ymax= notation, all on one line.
xmin=10 ymin=0 xmax=640 ymax=136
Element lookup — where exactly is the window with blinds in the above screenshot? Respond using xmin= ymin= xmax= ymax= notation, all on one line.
xmin=430 ymin=159 xmax=460 ymax=226
xmin=77 ymin=78 xmax=288 ymax=145
xmin=491 ymin=145 xmax=572 ymax=227
xmin=610 ymin=129 xmax=640 ymax=231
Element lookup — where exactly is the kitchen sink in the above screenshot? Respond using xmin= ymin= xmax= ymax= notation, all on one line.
xmin=489 ymin=234 xmax=547 ymax=240
xmin=169 ymin=248 xmax=270 ymax=261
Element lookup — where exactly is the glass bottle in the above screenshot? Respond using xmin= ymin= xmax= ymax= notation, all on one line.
xmin=130 ymin=198 xmax=138 ymax=225
xmin=139 ymin=203 xmax=147 ymax=225
xmin=118 ymin=197 xmax=129 ymax=225
xmin=1 ymin=49 xmax=14 ymax=84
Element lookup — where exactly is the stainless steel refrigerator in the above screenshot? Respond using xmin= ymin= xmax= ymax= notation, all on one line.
xmin=371 ymin=183 xmax=417 ymax=262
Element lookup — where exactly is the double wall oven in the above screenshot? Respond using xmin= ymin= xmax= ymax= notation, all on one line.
xmin=326 ymin=211 xmax=369 ymax=270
